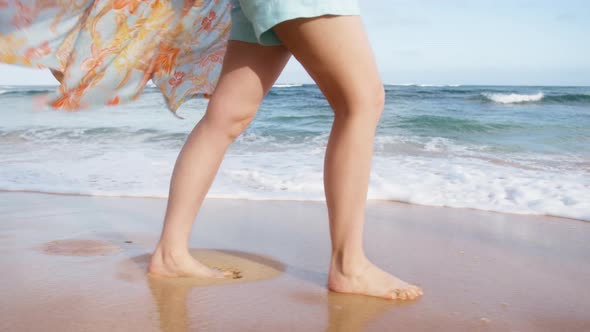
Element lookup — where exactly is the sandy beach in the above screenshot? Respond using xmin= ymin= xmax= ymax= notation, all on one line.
xmin=0 ymin=191 xmax=589 ymax=331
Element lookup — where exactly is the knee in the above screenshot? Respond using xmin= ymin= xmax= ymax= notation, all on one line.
xmin=202 ymin=101 xmax=258 ymax=141
xmin=359 ymin=85 xmax=385 ymax=124
xmin=227 ymin=116 xmax=256 ymax=141
xmin=209 ymin=113 xmax=256 ymax=141
xmin=335 ymin=84 xmax=385 ymax=123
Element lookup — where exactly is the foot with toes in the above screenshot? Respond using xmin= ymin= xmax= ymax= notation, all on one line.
xmin=148 ymin=246 xmax=231 ymax=278
xmin=328 ymin=256 xmax=423 ymax=300
xmin=148 ymin=246 xmax=422 ymax=301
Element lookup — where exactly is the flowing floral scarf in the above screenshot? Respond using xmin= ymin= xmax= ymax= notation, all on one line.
xmin=0 ymin=0 xmax=231 ymax=117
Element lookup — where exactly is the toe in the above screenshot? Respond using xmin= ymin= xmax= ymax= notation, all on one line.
xmin=389 ymin=289 xmax=399 ymax=300
xmin=401 ymin=287 xmax=421 ymax=300
xmin=398 ymin=290 xmax=408 ymax=300
xmin=209 ymin=268 xmax=229 ymax=279
xmin=408 ymin=285 xmax=421 ymax=296
xmin=414 ymin=286 xmax=424 ymax=296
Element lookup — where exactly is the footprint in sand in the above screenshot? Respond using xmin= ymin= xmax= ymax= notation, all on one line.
xmin=37 ymin=239 xmax=120 ymax=256
xmin=118 ymin=249 xmax=285 ymax=286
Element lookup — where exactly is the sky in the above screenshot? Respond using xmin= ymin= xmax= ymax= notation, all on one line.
xmin=1 ymin=0 xmax=589 ymax=86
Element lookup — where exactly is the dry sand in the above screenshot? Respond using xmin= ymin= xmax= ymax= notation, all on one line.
xmin=0 ymin=191 xmax=589 ymax=331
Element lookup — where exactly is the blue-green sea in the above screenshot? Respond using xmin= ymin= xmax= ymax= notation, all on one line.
xmin=1 ymin=84 xmax=589 ymax=220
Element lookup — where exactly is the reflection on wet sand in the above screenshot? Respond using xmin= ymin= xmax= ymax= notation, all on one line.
xmin=142 ymin=249 xmax=285 ymax=331
xmin=325 ymin=293 xmax=401 ymax=332
xmin=148 ymin=276 xmax=192 ymax=332
xmin=140 ymin=249 xmax=401 ymax=332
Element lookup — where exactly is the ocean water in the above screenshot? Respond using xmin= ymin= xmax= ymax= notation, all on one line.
xmin=1 ymin=84 xmax=589 ymax=221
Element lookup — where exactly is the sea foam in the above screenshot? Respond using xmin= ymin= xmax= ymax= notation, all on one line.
xmin=273 ymin=84 xmax=303 ymax=88
xmin=1 ymin=84 xmax=589 ymax=222
xmin=483 ymin=92 xmax=544 ymax=104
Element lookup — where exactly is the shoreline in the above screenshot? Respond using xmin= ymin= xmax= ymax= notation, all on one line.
xmin=1 ymin=188 xmax=586 ymax=223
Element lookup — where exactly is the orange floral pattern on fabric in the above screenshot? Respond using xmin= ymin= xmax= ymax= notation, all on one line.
xmin=0 ymin=0 xmax=231 ymax=117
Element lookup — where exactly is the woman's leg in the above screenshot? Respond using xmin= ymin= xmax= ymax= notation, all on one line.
xmin=148 ymin=41 xmax=290 ymax=277
xmin=273 ymin=16 xmax=422 ymax=300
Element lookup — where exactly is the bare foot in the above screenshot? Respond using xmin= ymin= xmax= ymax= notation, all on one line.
xmin=328 ymin=257 xmax=423 ymax=300
xmin=148 ymin=246 xmax=230 ymax=278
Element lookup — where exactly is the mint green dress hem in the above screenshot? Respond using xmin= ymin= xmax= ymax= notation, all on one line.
xmin=229 ymin=0 xmax=361 ymax=46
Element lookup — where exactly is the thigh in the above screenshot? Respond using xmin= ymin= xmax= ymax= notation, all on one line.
xmin=205 ymin=40 xmax=291 ymax=122
xmin=272 ymin=16 xmax=383 ymax=113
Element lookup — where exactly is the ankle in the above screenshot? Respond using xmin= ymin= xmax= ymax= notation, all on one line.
xmin=330 ymin=249 xmax=369 ymax=277
xmin=154 ymin=243 xmax=189 ymax=261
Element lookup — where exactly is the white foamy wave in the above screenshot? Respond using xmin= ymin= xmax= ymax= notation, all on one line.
xmin=423 ymin=137 xmax=470 ymax=153
xmin=483 ymin=92 xmax=544 ymax=104
xmin=417 ymin=84 xmax=462 ymax=87
xmin=0 ymin=89 xmax=8 ymax=95
xmin=1 ymin=138 xmax=588 ymax=221
xmin=273 ymin=84 xmax=303 ymax=88
xmin=373 ymin=135 xmax=489 ymax=157
xmin=2 ymin=84 xmax=589 ymax=222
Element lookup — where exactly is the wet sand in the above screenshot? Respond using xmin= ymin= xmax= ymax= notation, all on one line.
xmin=0 ymin=191 xmax=589 ymax=331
